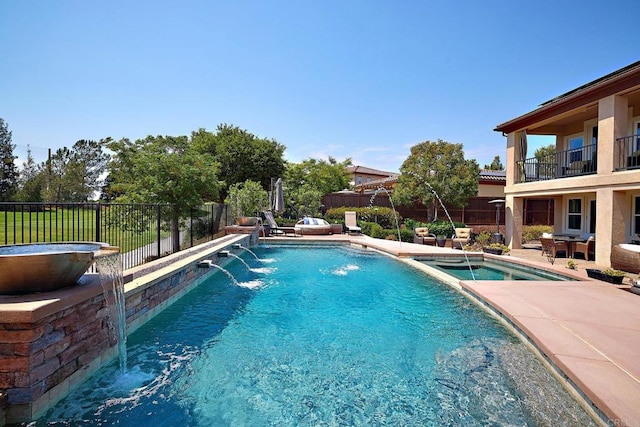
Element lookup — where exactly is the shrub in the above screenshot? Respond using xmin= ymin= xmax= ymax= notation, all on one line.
xmin=476 ymin=231 xmax=492 ymax=246
xmin=403 ymin=218 xmax=428 ymax=231
xmin=360 ymin=222 xmax=384 ymax=238
xmin=325 ymin=206 xmax=402 ymax=229
xmin=602 ymin=268 xmax=625 ymax=277
xmin=398 ymin=228 xmax=414 ymax=243
xmin=522 ymin=225 xmax=553 ymax=243
xmin=427 ymin=220 xmax=465 ymax=238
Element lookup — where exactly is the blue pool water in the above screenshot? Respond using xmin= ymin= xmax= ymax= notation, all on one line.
xmin=419 ymin=257 xmax=573 ymax=281
xmin=35 ymin=244 xmax=594 ymax=426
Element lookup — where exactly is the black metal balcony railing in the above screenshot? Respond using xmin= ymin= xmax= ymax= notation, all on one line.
xmin=614 ymin=135 xmax=640 ymax=171
xmin=515 ymin=143 xmax=597 ymax=183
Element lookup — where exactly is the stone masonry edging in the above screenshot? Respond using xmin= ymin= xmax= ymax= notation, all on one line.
xmin=0 ymin=233 xmax=251 ymax=424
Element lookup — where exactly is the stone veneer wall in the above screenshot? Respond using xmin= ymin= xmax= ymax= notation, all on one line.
xmin=0 ymin=233 xmax=252 ymax=424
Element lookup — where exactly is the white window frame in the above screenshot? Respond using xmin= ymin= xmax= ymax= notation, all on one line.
xmin=565 ymin=133 xmax=584 ymax=164
xmin=566 ymin=197 xmax=583 ymax=233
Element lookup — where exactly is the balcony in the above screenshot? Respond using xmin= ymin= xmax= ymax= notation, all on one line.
xmin=515 ymin=143 xmax=597 ymax=183
xmin=614 ymin=135 xmax=640 ymax=171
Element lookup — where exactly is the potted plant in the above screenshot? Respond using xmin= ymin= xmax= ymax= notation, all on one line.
xmin=602 ymin=268 xmax=626 ymax=284
xmin=428 ymin=221 xmax=453 ymax=247
xmin=586 ymin=268 xmax=626 ymax=284
xmin=483 ymin=243 xmax=510 ymax=255
xmin=225 ymin=180 xmax=269 ymax=226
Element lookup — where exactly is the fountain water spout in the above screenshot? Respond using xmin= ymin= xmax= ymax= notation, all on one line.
xmin=408 ymin=172 xmax=477 ymax=281
xmin=96 ymin=251 xmax=127 ymax=373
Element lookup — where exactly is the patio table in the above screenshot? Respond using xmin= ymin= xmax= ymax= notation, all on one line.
xmin=553 ymin=235 xmax=587 ymax=258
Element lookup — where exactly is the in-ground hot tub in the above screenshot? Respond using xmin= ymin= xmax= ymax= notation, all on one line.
xmin=0 ymin=242 xmax=119 ymax=294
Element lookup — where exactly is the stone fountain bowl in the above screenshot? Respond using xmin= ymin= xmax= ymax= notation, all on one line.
xmin=0 ymin=242 xmax=120 ymax=295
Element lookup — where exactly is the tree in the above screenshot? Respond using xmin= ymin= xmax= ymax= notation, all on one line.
xmin=393 ymin=139 xmax=480 ymax=222
xmin=484 ymin=155 xmax=504 ymax=170
xmin=42 ymin=147 xmax=86 ymax=201
xmin=73 ymin=139 xmax=110 ymax=199
xmin=41 ymin=139 xmax=110 ymax=202
xmin=0 ymin=118 xmax=19 ymax=201
xmin=15 ymin=145 xmax=44 ymax=202
xmin=534 ymin=144 xmax=556 ymax=179
xmin=191 ymin=124 xmax=286 ymax=192
xmin=534 ymin=144 xmax=556 ymax=159
xmin=107 ymin=135 xmax=221 ymax=252
xmin=284 ymin=157 xmax=352 ymax=218
xmin=225 ymin=180 xmax=269 ymax=219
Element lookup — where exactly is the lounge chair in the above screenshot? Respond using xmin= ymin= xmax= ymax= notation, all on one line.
xmin=262 ymin=211 xmax=296 ymax=236
xmin=344 ymin=211 xmax=361 ymax=234
xmin=611 ymin=244 xmax=640 ymax=273
xmin=451 ymin=227 xmax=472 ymax=249
xmin=414 ymin=227 xmax=437 ymax=246
xmin=294 ymin=217 xmax=332 ymax=235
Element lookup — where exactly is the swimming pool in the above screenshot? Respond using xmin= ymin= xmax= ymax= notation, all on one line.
xmin=418 ymin=257 xmax=575 ymax=281
xmin=35 ymin=244 xmax=594 ymax=425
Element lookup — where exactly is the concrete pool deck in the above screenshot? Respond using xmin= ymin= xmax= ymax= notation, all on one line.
xmin=266 ymin=233 xmax=640 ymax=426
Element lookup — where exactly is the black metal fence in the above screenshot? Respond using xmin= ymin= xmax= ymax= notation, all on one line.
xmin=0 ymin=202 xmax=230 ymax=270
xmin=615 ymin=135 xmax=640 ymax=170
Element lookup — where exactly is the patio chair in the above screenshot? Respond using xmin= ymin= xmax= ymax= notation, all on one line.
xmin=262 ymin=211 xmax=285 ymax=234
xmin=540 ymin=236 xmax=568 ymax=259
xmin=344 ymin=211 xmax=361 ymax=234
xmin=414 ymin=227 xmax=437 ymax=246
xmin=573 ymin=236 xmax=595 ymax=261
xmin=451 ymin=227 xmax=472 ymax=249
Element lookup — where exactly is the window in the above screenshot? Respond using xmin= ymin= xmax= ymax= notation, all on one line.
xmin=356 ymin=176 xmax=363 ymax=185
xmin=568 ymin=136 xmax=583 ymax=163
xmin=568 ymin=198 xmax=582 ymax=230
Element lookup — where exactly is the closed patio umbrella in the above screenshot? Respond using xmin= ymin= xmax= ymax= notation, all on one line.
xmin=274 ymin=178 xmax=285 ymax=213
xmin=519 ymin=130 xmax=528 ymax=161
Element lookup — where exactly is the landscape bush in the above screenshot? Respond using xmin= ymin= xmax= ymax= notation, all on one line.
xmin=325 ymin=206 xmax=401 ymax=229
xmin=522 ymin=225 xmax=554 ymax=242
xmin=427 ymin=220 xmax=466 ymax=238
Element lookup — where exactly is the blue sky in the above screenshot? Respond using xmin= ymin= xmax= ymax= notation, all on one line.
xmin=2 ymin=1 xmax=640 ymax=173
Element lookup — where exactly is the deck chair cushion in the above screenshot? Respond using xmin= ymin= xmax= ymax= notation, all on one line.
xmin=414 ymin=227 xmax=431 ymax=237
xmin=454 ymin=228 xmax=471 ymax=239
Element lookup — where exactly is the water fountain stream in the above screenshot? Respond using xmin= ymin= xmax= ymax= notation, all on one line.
xmin=368 ymin=186 xmax=402 ymax=244
xmin=209 ymin=263 xmax=240 ymax=286
xmin=228 ymin=253 xmax=252 ymax=271
xmin=233 ymin=243 xmax=260 ymax=261
xmin=409 ymin=172 xmax=477 ymax=281
xmin=96 ymin=252 xmax=128 ymax=373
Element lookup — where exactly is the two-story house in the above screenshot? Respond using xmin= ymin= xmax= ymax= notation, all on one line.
xmin=495 ymin=60 xmax=640 ymax=267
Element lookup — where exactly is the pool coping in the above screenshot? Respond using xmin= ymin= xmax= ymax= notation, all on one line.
xmin=275 ymin=234 xmax=639 ymax=427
